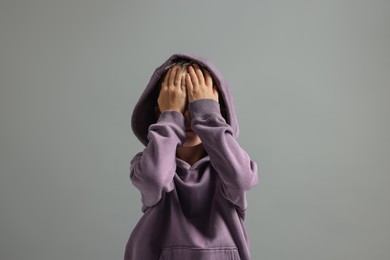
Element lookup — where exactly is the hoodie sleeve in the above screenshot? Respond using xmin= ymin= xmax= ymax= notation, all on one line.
xmin=129 ymin=110 xmax=186 ymax=212
xmin=188 ymin=98 xmax=259 ymax=211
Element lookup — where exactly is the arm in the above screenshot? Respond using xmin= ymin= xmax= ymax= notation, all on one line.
xmin=130 ymin=110 xmax=186 ymax=212
xmin=185 ymin=64 xmax=259 ymax=211
xmin=188 ymin=98 xmax=259 ymax=211
xmin=131 ymin=65 xmax=187 ymax=212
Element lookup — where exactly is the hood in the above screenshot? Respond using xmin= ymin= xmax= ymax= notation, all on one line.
xmin=131 ymin=53 xmax=240 ymax=147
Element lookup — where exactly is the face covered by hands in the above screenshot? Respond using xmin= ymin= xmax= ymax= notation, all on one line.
xmin=157 ymin=63 xmax=219 ymax=115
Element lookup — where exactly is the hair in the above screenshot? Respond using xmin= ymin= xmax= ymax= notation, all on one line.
xmin=152 ymin=58 xmax=228 ymax=123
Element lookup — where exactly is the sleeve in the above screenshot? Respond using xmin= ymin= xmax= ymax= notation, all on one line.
xmin=188 ymin=98 xmax=259 ymax=211
xmin=129 ymin=110 xmax=186 ymax=212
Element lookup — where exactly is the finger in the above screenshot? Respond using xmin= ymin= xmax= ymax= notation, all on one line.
xmin=193 ymin=64 xmax=205 ymax=85
xmin=188 ymin=65 xmax=198 ymax=86
xmin=180 ymin=74 xmax=186 ymax=92
xmin=204 ymin=70 xmax=213 ymax=87
xmin=162 ymin=68 xmax=171 ymax=89
xmin=168 ymin=66 xmax=179 ymax=87
xmin=185 ymin=73 xmax=193 ymax=92
xmin=174 ymin=67 xmax=184 ymax=87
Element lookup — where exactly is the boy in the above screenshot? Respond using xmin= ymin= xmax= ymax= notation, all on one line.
xmin=125 ymin=53 xmax=259 ymax=260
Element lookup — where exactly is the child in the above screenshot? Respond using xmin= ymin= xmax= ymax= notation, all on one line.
xmin=124 ymin=53 xmax=259 ymax=260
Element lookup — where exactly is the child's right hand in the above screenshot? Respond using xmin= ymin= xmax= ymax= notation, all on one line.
xmin=157 ymin=65 xmax=187 ymax=114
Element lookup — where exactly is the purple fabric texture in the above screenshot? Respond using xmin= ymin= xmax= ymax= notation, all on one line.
xmin=124 ymin=53 xmax=259 ymax=260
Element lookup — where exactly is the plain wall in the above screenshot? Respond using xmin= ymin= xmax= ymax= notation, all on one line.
xmin=1 ymin=0 xmax=389 ymax=259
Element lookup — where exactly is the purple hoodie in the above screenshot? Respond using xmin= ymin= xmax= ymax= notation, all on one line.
xmin=124 ymin=53 xmax=259 ymax=260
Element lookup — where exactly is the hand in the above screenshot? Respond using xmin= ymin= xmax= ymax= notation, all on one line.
xmin=185 ymin=64 xmax=219 ymax=103
xmin=157 ymin=65 xmax=187 ymax=114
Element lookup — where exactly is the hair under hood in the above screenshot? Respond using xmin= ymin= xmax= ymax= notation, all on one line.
xmin=131 ymin=53 xmax=240 ymax=147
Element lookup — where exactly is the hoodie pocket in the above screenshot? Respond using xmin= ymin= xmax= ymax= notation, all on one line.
xmin=158 ymin=247 xmax=241 ymax=260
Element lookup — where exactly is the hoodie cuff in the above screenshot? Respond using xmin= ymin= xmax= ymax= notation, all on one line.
xmin=188 ymin=98 xmax=221 ymax=118
xmin=158 ymin=110 xmax=186 ymax=130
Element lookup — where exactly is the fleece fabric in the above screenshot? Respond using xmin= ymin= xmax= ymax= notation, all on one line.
xmin=124 ymin=53 xmax=259 ymax=260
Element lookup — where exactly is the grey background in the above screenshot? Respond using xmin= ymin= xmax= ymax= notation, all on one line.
xmin=1 ymin=0 xmax=389 ymax=259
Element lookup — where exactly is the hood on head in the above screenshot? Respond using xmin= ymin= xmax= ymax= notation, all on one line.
xmin=131 ymin=53 xmax=240 ymax=147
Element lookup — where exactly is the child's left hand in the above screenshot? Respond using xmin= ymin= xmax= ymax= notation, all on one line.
xmin=185 ymin=64 xmax=219 ymax=103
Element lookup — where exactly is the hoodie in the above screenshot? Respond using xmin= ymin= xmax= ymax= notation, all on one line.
xmin=124 ymin=53 xmax=259 ymax=260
